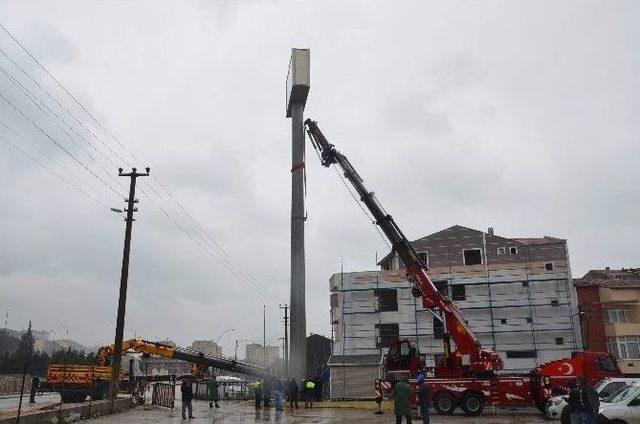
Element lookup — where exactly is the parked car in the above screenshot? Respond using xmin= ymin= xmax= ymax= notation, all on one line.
xmin=598 ymin=383 xmax=640 ymax=424
xmin=545 ymin=378 xmax=639 ymax=422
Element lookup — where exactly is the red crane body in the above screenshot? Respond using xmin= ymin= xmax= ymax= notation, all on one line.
xmin=305 ymin=119 xmax=620 ymax=416
xmin=305 ymin=119 xmax=503 ymax=377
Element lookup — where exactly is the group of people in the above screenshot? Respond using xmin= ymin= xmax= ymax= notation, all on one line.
xmin=392 ymin=372 xmax=430 ymax=424
xmin=253 ymin=376 xmax=322 ymax=411
xmin=566 ymin=376 xmax=600 ymax=424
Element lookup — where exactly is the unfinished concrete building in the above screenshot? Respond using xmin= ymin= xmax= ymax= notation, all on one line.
xmin=329 ymin=225 xmax=582 ymax=382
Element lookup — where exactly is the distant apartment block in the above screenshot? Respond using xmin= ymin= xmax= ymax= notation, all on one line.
xmin=574 ymin=268 xmax=640 ymax=374
xmin=191 ymin=340 xmax=223 ymax=357
xmin=329 ymin=225 xmax=582 ymax=373
xmin=245 ymin=343 xmax=280 ymax=367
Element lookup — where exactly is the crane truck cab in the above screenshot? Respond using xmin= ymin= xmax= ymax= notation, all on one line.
xmin=383 ymin=340 xmax=424 ymax=382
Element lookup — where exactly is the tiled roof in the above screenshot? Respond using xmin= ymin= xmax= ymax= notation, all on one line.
xmin=573 ymin=268 xmax=640 ymax=288
xmin=510 ymin=236 xmax=565 ymax=245
xmin=327 ymin=354 xmax=382 ymax=366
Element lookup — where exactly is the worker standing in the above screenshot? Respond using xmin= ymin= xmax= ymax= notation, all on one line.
xmin=180 ymin=379 xmax=194 ymax=419
xmin=253 ymin=381 xmax=262 ymax=409
xmin=287 ymin=378 xmax=299 ymax=409
xmin=393 ymin=377 xmax=412 ymax=424
xmin=207 ymin=376 xmax=220 ymax=408
xmin=274 ymin=379 xmax=284 ymax=411
xmin=263 ymin=378 xmax=272 ymax=408
xmin=580 ymin=376 xmax=600 ymax=424
xmin=304 ymin=379 xmax=315 ymax=408
xmin=417 ymin=374 xmax=430 ymax=424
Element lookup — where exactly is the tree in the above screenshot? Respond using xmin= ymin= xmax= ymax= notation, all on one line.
xmin=15 ymin=321 xmax=35 ymax=364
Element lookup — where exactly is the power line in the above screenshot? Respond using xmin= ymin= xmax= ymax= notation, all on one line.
xmin=0 ymin=119 xmax=113 ymax=204
xmin=0 ymin=62 xmax=128 ymax=196
xmin=0 ymin=134 xmax=109 ymax=208
xmin=0 ymin=23 xmax=279 ymax=302
xmin=0 ymin=92 xmax=124 ymax=201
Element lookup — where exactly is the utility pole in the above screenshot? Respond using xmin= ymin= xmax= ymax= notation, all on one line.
xmin=280 ymin=304 xmax=289 ymax=376
xmin=286 ymin=48 xmax=310 ymax=381
xmin=263 ymin=305 xmax=266 ymax=368
xmin=108 ymin=167 xmax=149 ymax=405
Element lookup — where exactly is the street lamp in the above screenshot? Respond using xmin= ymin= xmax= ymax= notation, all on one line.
xmin=234 ymin=339 xmax=249 ymax=361
xmin=216 ymin=328 xmax=236 ymax=344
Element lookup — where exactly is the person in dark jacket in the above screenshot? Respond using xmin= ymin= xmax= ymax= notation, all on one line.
xmin=417 ymin=374 xmax=430 ymax=424
xmin=253 ymin=381 xmax=262 ymax=409
xmin=208 ymin=376 xmax=220 ymax=408
xmin=567 ymin=378 xmax=585 ymax=424
xmin=287 ymin=378 xmax=299 ymax=409
xmin=579 ymin=376 xmax=600 ymax=424
xmin=180 ymin=379 xmax=194 ymax=419
xmin=262 ymin=378 xmax=272 ymax=408
xmin=393 ymin=377 xmax=412 ymax=424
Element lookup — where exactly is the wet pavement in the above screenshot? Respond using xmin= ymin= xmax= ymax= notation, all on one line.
xmin=92 ymin=399 xmax=549 ymax=423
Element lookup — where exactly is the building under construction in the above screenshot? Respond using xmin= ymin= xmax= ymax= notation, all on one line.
xmin=328 ymin=225 xmax=581 ymax=399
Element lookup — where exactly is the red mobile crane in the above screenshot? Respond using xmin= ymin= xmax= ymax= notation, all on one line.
xmin=305 ymin=119 xmax=620 ymax=415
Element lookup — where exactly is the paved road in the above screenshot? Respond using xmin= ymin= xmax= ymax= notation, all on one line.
xmin=0 ymin=392 xmax=60 ymax=412
xmin=93 ymin=399 xmax=549 ymax=423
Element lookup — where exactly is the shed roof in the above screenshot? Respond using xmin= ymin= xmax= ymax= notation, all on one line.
xmin=573 ymin=268 xmax=640 ymax=288
xmin=327 ymin=354 xmax=382 ymax=366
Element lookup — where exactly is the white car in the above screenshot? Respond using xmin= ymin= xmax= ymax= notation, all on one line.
xmin=545 ymin=378 xmax=639 ymax=422
xmin=598 ymin=383 xmax=640 ymax=424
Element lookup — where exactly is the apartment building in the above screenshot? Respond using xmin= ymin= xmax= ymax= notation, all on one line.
xmin=329 ymin=225 xmax=582 ymax=373
xmin=245 ymin=343 xmax=280 ymax=367
xmin=191 ymin=340 xmax=223 ymax=357
xmin=574 ymin=268 xmax=640 ymax=374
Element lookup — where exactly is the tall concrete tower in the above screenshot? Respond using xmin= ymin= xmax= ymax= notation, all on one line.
xmin=286 ymin=48 xmax=310 ymax=381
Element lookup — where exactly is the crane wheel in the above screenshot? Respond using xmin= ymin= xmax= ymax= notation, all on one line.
xmin=433 ymin=392 xmax=457 ymax=415
xmin=460 ymin=392 xmax=485 ymax=416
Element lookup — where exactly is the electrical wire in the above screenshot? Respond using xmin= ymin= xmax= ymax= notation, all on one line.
xmin=0 ymin=134 xmax=109 ymax=208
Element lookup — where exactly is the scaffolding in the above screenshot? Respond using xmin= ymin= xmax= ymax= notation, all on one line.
xmin=329 ymin=231 xmax=580 ymax=373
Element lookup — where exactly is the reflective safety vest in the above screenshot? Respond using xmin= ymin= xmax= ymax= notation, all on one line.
xmin=306 ymin=381 xmax=315 ymax=390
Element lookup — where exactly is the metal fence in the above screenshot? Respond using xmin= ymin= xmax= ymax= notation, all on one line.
xmin=151 ymin=383 xmax=175 ymax=409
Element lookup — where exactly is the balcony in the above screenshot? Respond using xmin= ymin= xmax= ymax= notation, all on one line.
xmin=599 ymin=287 xmax=640 ymax=303
xmin=605 ymin=322 xmax=640 ymax=337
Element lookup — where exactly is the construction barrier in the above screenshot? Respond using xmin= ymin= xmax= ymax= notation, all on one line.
xmin=151 ymin=383 xmax=174 ymax=409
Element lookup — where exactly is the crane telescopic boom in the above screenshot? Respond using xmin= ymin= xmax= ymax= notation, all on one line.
xmin=304 ymin=119 xmax=503 ymax=375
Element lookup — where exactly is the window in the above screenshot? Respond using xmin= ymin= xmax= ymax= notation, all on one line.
xmin=506 ymin=350 xmax=536 ymax=359
xmin=375 ymin=323 xmax=399 ymax=348
xmin=607 ymin=336 xmax=640 ymax=360
xmin=551 ymin=299 xmax=559 ymax=307
xmin=526 ymin=317 xmax=532 ymax=323
xmin=599 ymin=382 xmax=627 ymax=399
xmin=555 ymin=337 xmax=564 ymax=345
xmin=500 ymin=318 xmax=507 ymax=324
xmin=545 ymin=262 xmax=554 ymax=271
xmin=451 ymin=284 xmax=466 ymax=301
xmin=463 ymin=249 xmax=482 ymax=266
xmin=497 ymin=247 xmax=505 ymax=255
xmin=603 ymin=309 xmax=628 ymax=324
xmin=417 ymin=251 xmax=428 ymax=267
xmin=522 ymin=281 xmax=529 ymax=288
xmin=374 ymin=288 xmax=398 ymax=312
xmin=433 ymin=317 xmax=444 ymax=340
xmin=509 ymin=247 xmax=518 ymax=255
xmin=434 ymin=280 xmax=448 ymax=297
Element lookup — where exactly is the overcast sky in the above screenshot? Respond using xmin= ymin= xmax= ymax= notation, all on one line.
xmin=0 ymin=1 xmax=638 ymax=356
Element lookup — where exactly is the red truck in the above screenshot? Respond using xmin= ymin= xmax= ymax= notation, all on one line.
xmin=305 ymin=119 xmax=620 ymax=416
